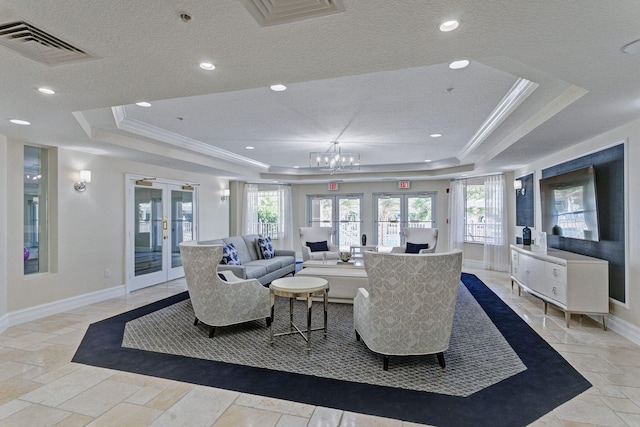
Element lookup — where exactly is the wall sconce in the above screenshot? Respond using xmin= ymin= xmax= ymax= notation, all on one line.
xmin=74 ymin=170 xmax=92 ymax=192
xmin=221 ymin=188 xmax=230 ymax=202
xmin=514 ymin=179 xmax=526 ymax=196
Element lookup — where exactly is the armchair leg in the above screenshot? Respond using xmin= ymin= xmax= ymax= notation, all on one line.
xmin=437 ymin=352 xmax=446 ymax=368
xmin=209 ymin=326 xmax=216 ymax=338
xmin=383 ymin=355 xmax=389 ymax=371
xmin=355 ymin=331 xmax=361 ymax=341
xmin=193 ymin=317 xmax=199 ymax=326
xmin=266 ymin=317 xmax=272 ymax=327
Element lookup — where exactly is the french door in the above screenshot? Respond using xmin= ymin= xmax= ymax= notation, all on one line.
xmin=126 ymin=177 xmax=197 ymax=292
xmin=374 ymin=193 xmax=436 ymax=248
xmin=307 ymin=194 xmax=363 ymax=249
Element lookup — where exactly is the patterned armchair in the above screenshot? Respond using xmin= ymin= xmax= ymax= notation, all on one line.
xmin=390 ymin=227 xmax=438 ymax=254
xmin=299 ymin=227 xmax=340 ymax=262
xmin=179 ymin=241 xmax=271 ymax=338
xmin=354 ymin=249 xmax=462 ymax=370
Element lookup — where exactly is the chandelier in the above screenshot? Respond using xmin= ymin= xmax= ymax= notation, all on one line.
xmin=309 ymin=141 xmax=360 ymax=174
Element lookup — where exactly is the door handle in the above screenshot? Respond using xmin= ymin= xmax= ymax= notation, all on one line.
xmin=163 ymin=217 xmax=168 ymax=239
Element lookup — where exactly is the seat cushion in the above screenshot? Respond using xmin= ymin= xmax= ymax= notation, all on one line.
xmin=246 ymin=259 xmax=281 ymax=274
xmin=307 ymin=241 xmax=329 ymax=252
xmin=243 ymin=265 xmax=268 ymax=280
xmin=406 ymin=242 xmax=429 ymax=254
xmin=222 ymin=243 xmax=241 ymax=265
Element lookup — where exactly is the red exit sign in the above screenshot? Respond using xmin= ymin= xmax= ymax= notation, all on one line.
xmin=328 ymin=182 xmax=339 ymax=191
xmin=398 ymin=180 xmax=411 ymax=189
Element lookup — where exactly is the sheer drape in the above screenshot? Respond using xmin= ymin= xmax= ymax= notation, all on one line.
xmin=483 ymin=174 xmax=509 ymax=271
xmin=448 ymin=179 xmax=465 ymax=252
xmin=277 ymin=185 xmax=294 ymax=250
xmin=242 ymin=183 xmax=259 ymax=235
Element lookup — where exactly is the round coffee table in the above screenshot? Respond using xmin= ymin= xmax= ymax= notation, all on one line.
xmin=269 ymin=276 xmax=329 ymax=351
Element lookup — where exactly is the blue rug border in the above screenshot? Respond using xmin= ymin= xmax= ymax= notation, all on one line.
xmin=72 ymin=273 xmax=591 ymax=427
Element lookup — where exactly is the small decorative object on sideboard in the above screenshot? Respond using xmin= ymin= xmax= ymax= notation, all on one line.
xmin=522 ymin=226 xmax=532 ymax=246
xmin=339 ymin=251 xmax=352 ymax=263
xmin=361 ymin=234 xmax=367 ymax=246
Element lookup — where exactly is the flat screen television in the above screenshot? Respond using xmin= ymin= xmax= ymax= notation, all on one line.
xmin=540 ymin=165 xmax=600 ymax=242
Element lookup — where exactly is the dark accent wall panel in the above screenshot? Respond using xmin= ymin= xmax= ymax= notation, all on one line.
xmin=516 ymin=173 xmax=534 ymax=227
xmin=542 ymin=144 xmax=625 ymax=302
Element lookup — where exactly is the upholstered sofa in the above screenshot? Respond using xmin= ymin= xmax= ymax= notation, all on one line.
xmin=199 ymin=234 xmax=296 ymax=285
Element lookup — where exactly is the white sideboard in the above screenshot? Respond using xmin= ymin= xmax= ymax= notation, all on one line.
xmin=510 ymin=244 xmax=609 ymax=329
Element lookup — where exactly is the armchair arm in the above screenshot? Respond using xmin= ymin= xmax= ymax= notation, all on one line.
xmin=327 ymin=243 xmax=340 ymax=252
xmin=274 ymin=249 xmax=295 ymax=258
xmin=390 ymin=246 xmax=405 ymax=254
xmin=217 ymin=264 xmax=247 ymax=279
xmin=419 ymin=247 xmax=436 ymax=254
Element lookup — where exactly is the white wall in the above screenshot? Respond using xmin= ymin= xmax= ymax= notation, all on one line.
xmin=515 ymin=117 xmax=640 ymax=329
xmin=0 ymin=135 xmax=8 ymax=321
xmin=5 ymin=141 xmax=230 ymax=313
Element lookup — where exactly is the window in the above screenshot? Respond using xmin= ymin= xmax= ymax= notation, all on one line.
xmin=257 ymin=190 xmax=280 ymax=239
xmin=464 ymin=180 xmax=486 ymax=243
xmin=24 ymin=145 xmax=49 ymax=274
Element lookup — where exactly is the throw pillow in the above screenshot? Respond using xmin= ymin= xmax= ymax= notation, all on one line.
xmin=405 ymin=242 xmax=429 ymax=254
xmin=222 ymin=243 xmax=241 ymax=265
xmin=306 ymin=240 xmax=329 ymax=252
xmin=258 ymin=236 xmax=275 ymax=259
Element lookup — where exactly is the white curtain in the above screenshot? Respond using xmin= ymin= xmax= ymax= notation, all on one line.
xmin=242 ymin=183 xmax=259 ymax=235
xmin=483 ymin=174 xmax=509 ymax=271
xmin=277 ymin=185 xmax=294 ymax=250
xmin=448 ymin=179 xmax=465 ymax=252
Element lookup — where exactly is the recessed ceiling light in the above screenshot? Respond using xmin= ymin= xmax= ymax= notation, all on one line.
xmin=293 ymin=165 xmax=300 ymax=168
xmin=136 ymin=101 xmax=152 ymax=107
xmin=439 ymin=20 xmax=460 ymax=32
xmin=199 ymin=62 xmax=216 ymax=71
xmin=424 ymin=159 xmax=432 ymax=162
xmin=245 ymin=146 xmax=255 ymax=150
xmin=270 ymin=84 xmax=287 ymax=92
xmin=37 ymin=87 xmax=55 ymax=95
xmin=9 ymin=119 xmax=30 ymax=125
xmin=430 ymin=133 xmax=442 ymax=138
xmin=449 ymin=59 xmax=470 ymax=69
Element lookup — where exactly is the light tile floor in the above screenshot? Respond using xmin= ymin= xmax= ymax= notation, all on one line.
xmin=0 ymin=268 xmax=639 ymax=426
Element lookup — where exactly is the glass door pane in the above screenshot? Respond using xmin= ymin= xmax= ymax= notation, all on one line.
xmin=309 ymin=197 xmax=333 ymax=228
xmin=170 ymin=190 xmax=193 ymax=268
xmin=134 ymin=186 xmax=164 ymax=277
xmin=337 ymin=197 xmax=361 ymax=247
xmin=376 ymin=196 xmax=402 ymax=247
xmin=406 ymin=195 xmax=434 ymax=231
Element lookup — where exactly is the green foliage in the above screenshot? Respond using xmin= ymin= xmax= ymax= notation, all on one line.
xmin=258 ymin=193 xmax=278 ymax=223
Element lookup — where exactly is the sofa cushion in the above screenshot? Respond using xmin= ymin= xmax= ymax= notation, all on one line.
xmin=242 ymin=234 xmax=262 ymax=261
xmin=307 ymin=240 xmax=329 ymax=252
xmin=222 ymin=243 xmax=241 ymax=265
xmin=246 ymin=259 xmax=281 ymax=274
xmin=272 ymin=255 xmax=295 ymax=268
xmin=224 ymin=236 xmax=252 ymax=264
xmin=243 ymin=265 xmax=267 ymax=280
xmin=406 ymin=242 xmax=429 ymax=254
xmin=257 ymin=236 xmax=275 ymax=259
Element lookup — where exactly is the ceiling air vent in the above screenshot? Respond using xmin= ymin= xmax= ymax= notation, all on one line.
xmin=0 ymin=20 xmax=97 ymax=66
xmin=239 ymin=0 xmax=345 ymax=27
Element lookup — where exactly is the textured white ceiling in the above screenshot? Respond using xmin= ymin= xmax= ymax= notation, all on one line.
xmin=1 ymin=0 xmax=640 ymax=182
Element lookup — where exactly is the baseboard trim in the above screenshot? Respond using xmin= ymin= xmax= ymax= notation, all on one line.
xmin=605 ymin=313 xmax=640 ymax=346
xmin=1 ymin=285 xmax=126 ymax=333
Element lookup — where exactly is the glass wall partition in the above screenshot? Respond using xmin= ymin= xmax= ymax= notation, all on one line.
xmin=24 ymin=146 xmax=49 ymax=275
